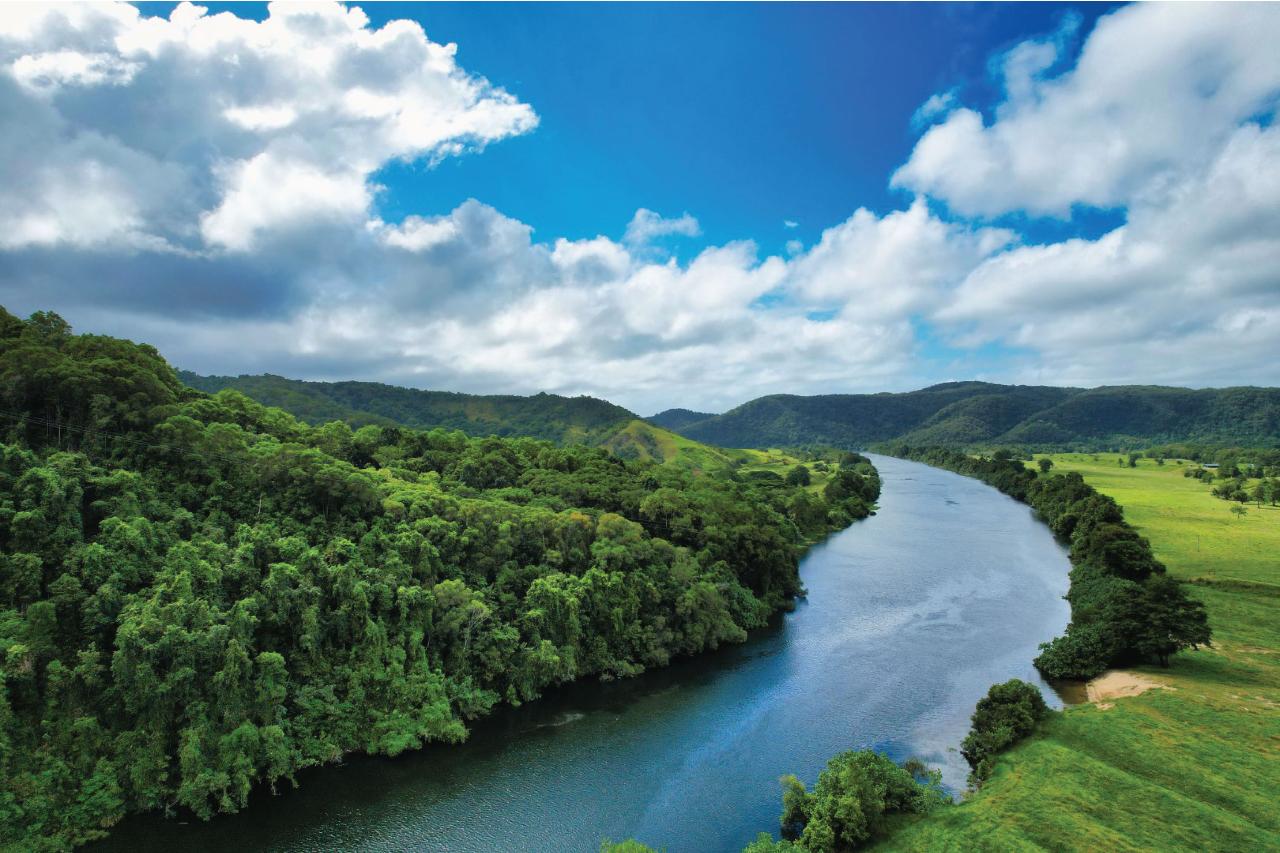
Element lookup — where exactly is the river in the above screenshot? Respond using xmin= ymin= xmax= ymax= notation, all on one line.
xmin=94 ymin=454 xmax=1072 ymax=852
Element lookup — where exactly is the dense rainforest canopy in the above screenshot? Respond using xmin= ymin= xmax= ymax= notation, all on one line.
xmin=0 ymin=307 xmax=880 ymax=850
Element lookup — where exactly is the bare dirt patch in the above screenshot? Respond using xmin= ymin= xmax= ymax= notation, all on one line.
xmin=1086 ymin=670 xmax=1171 ymax=705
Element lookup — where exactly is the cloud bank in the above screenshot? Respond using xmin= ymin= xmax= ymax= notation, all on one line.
xmin=1 ymin=2 xmax=1278 ymax=413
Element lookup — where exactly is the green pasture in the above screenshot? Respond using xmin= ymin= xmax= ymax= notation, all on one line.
xmin=877 ymin=454 xmax=1280 ymax=852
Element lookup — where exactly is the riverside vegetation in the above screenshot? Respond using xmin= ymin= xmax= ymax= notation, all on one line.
xmin=886 ymin=446 xmax=1212 ymax=679
xmin=870 ymin=453 xmax=1279 ymax=851
xmin=656 ymin=446 xmax=1220 ymax=853
xmin=0 ymin=307 xmax=880 ymax=850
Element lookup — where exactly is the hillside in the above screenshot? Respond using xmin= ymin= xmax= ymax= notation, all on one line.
xmin=179 ymin=372 xmax=636 ymax=444
xmin=179 ymin=374 xmax=770 ymax=475
xmin=671 ymin=383 xmax=1280 ymax=450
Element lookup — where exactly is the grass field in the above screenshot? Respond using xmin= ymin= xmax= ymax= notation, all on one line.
xmin=877 ymin=454 xmax=1280 ymax=852
xmin=599 ymin=419 xmax=842 ymax=494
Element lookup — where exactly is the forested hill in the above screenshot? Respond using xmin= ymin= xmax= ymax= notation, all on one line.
xmin=179 ymin=371 xmax=636 ymax=444
xmin=662 ymin=382 xmax=1280 ymax=450
xmin=0 ymin=306 xmax=881 ymax=849
xmin=178 ymin=373 xmax=761 ymax=477
xmin=647 ymin=408 xmax=718 ymax=432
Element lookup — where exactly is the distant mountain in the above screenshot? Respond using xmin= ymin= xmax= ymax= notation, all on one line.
xmin=647 ymin=408 xmax=717 ymax=432
xmin=178 ymin=372 xmax=635 ymax=444
xmin=182 ymin=372 xmax=1280 ymax=453
xmin=672 ymin=383 xmax=1280 ymax=450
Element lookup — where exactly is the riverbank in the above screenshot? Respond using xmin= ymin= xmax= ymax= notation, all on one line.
xmin=92 ymin=455 xmax=1070 ymax=852
xmin=876 ymin=454 xmax=1280 ymax=852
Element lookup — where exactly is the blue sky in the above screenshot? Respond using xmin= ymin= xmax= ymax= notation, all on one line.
xmin=149 ymin=2 xmax=1121 ymax=254
xmin=2 ymin=3 xmax=1278 ymax=412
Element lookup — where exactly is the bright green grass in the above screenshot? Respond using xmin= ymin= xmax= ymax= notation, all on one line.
xmin=600 ymin=420 xmax=759 ymax=475
xmin=876 ymin=455 xmax=1280 ymax=853
xmin=737 ymin=450 xmax=837 ymax=494
xmin=1035 ymin=454 xmax=1280 ymax=587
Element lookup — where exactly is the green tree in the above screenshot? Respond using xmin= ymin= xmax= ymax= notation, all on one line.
xmin=1134 ymin=575 xmax=1212 ymax=667
xmin=785 ymin=465 xmax=812 ymax=487
xmin=960 ymin=679 xmax=1048 ymax=785
xmin=776 ymin=751 xmax=946 ymax=851
xmin=1037 ymin=458 xmax=1053 ymax=473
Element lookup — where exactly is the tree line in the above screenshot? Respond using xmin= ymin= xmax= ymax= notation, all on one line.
xmin=0 ymin=307 xmax=880 ymax=850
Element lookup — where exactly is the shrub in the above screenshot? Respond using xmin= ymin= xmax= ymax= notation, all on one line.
xmin=959 ymin=680 xmax=1049 ymax=785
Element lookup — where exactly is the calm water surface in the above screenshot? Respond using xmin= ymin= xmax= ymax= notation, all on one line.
xmin=96 ymin=454 xmax=1071 ymax=852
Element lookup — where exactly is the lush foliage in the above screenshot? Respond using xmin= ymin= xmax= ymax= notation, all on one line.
xmin=959 ymin=679 xmax=1048 ymax=785
xmin=0 ymin=308 xmax=879 ymax=850
xmin=669 ymin=382 xmax=1280 ymax=451
xmin=746 ymin=751 xmax=947 ymax=852
xmin=646 ymin=408 xmax=717 ymax=432
xmin=885 ymin=446 xmax=1211 ymax=679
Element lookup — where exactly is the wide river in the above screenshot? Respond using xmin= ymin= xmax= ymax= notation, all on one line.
xmin=96 ymin=454 xmax=1072 ymax=852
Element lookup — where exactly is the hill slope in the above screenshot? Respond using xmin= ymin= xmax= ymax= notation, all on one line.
xmin=179 ymin=372 xmax=636 ymax=444
xmin=178 ymin=374 xmax=757 ymax=470
xmin=647 ymin=408 xmax=717 ymax=432
xmin=674 ymin=383 xmax=1280 ymax=450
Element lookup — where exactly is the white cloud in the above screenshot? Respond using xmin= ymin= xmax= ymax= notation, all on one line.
xmin=909 ymin=89 xmax=956 ymax=129
xmin=789 ymin=199 xmax=1012 ymax=316
xmin=2 ymin=2 xmax=1279 ymax=413
xmin=623 ymin=208 xmax=701 ymax=246
xmin=375 ymin=215 xmax=460 ymax=253
xmin=894 ymin=4 xmax=1280 ymax=217
xmin=0 ymin=1 xmax=537 ymax=252
xmin=935 ymin=122 xmax=1280 ymax=387
xmin=783 ymin=220 xmax=799 ymax=229
xmin=11 ymin=49 xmax=140 ymax=92
xmin=201 ymin=152 xmax=372 ymax=251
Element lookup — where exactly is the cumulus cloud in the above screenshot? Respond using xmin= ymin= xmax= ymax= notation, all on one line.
xmin=894 ymin=4 xmax=1280 ymax=217
xmin=623 ymin=209 xmax=701 ymax=246
xmin=935 ymin=122 xmax=1280 ymax=387
xmin=789 ymin=199 xmax=1013 ymax=317
xmin=2 ymin=2 xmax=1279 ymax=413
xmin=0 ymin=1 xmax=537 ymax=253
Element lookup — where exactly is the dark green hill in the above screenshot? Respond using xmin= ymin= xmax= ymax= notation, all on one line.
xmin=677 ymin=382 xmax=1073 ymax=448
xmin=647 ymin=408 xmax=717 ymax=431
xmin=676 ymin=383 xmax=1280 ymax=450
xmin=998 ymin=385 xmax=1280 ymax=447
xmin=179 ymin=371 xmax=636 ymax=444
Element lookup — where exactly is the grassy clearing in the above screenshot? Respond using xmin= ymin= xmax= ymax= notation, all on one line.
xmin=877 ymin=454 xmax=1280 ymax=852
xmin=737 ymin=449 xmax=838 ymax=495
xmin=600 ymin=420 xmax=841 ymax=490
xmin=599 ymin=419 xmax=760 ymax=475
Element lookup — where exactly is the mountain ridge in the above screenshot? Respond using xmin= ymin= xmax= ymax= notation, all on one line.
xmin=180 ymin=372 xmax=1280 ymax=451
xmin=666 ymin=383 xmax=1280 ymax=450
